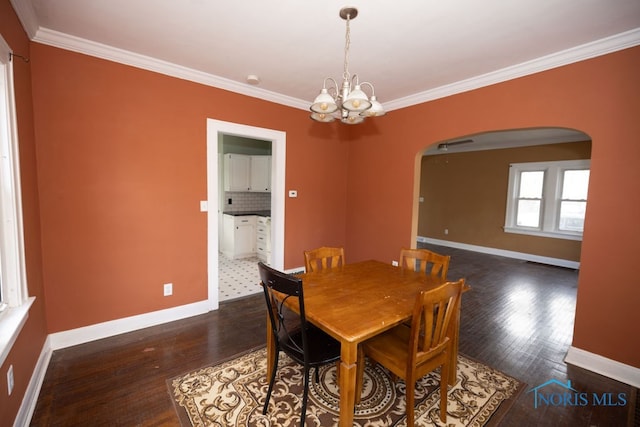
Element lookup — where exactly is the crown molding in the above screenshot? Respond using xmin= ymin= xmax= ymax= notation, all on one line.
xmin=384 ymin=27 xmax=640 ymax=112
xmin=31 ymin=27 xmax=309 ymax=111
xmin=17 ymin=10 xmax=640 ymax=113
xmin=10 ymin=0 xmax=39 ymax=39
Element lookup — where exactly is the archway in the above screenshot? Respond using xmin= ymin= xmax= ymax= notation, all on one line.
xmin=414 ymin=127 xmax=591 ymax=268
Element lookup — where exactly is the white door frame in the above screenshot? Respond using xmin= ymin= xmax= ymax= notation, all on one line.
xmin=206 ymin=119 xmax=286 ymax=311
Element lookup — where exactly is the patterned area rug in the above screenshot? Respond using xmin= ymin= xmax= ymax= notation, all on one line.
xmin=169 ymin=347 xmax=524 ymax=426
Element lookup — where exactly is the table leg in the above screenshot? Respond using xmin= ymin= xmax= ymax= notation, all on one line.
xmin=355 ymin=345 xmax=364 ymax=404
xmin=447 ymin=299 xmax=462 ymax=385
xmin=338 ymin=341 xmax=358 ymax=427
xmin=266 ymin=312 xmax=275 ymax=378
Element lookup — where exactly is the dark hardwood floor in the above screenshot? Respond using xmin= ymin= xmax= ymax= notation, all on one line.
xmin=31 ymin=245 xmax=637 ymax=426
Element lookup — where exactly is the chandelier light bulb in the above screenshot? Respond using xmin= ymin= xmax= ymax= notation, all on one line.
xmin=311 ymin=111 xmax=336 ymax=123
xmin=361 ymin=95 xmax=386 ymax=117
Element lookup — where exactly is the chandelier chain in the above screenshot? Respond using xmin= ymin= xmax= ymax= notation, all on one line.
xmin=343 ymin=13 xmax=351 ymax=81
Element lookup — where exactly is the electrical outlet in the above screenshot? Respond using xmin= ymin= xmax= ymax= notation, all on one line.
xmin=391 ymin=260 xmax=399 ymax=267
xmin=7 ymin=365 xmax=14 ymax=395
xmin=163 ymin=283 xmax=173 ymax=296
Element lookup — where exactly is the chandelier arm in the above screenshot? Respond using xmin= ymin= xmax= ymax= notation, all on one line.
xmin=359 ymin=81 xmax=376 ymax=96
xmin=323 ymin=77 xmax=340 ymax=99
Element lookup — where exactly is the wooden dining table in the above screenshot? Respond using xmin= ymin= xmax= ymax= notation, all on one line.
xmin=265 ymin=259 xmax=468 ymax=427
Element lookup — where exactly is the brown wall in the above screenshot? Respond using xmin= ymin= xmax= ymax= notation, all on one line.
xmin=344 ymin=46 xmax=640 ymax=368
xmin=418 ymin=141 xmax=592 ymax=261
xmin=0 ymin=1 xmax=48 ymax=422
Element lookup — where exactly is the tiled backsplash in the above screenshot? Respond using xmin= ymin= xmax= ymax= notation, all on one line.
xmin=224 ymin=192 xmax=271 ymax=211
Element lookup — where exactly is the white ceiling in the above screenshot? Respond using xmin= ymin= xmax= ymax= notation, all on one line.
xmin=12 ymin=1 xmax=633 ymax=152
xmin=422 ymin=128 xmax=591 ymax=155
xmin=11 ymin=0 xmax=640 ymax=114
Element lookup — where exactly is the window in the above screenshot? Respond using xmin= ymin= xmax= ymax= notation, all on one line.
xmin=515 ymin=170 xmax=544 ymax=228
xmin=0 ymin=35 xmax=32 ymax=366
xmin=504 ymin=159 xmax=590 ymax=240
xmin=558 ymin=169 xmax=590 ymax=232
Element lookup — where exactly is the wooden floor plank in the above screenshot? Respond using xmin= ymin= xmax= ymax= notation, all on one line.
xmin=30 ymin=246 xmax=637 ymax=426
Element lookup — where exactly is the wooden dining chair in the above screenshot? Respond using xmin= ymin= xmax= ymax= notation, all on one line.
xmin=303 ymin=246 xmax=346 ymax=378
xmin=303 ymin=246 xmax=345 ymax=273
xmin=357 ymin=278 xmax=465 ymax=426
xmin=259 ymin=262 xmax=341 ymax=427
xmin=399 ymin=248 xmax=451 ymax=281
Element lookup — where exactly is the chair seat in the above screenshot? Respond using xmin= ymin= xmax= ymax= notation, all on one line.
xmin=283 ymin=326 xmax=341 ymax=366
xmin=359 ymin=279 xmax=465 ymax=426
xmin=363 ymin=325 xmax=449 ymax=380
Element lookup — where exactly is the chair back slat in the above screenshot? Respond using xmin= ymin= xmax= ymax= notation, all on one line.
xmin=258 ymin=262 xmax=342 ymax=427
xmin=400 ymin=248 xmax=451 ymax=281
xmin=259 ymin=262 xmax=308 ymax=358
xmin=304 ymin=246 xmax=345 ymax=273
xmin=410 ymin=279 xmax=464 ymax=365
xmin=361 ymin=275 xmax=464 ymax=426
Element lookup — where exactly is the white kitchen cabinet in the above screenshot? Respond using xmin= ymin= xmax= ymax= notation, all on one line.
xmin=256 ymin=216 xmax=271 ymax=263
xmin=224 ymin=153 xmax=271 ymax=192
xmin=250 ymin=155 xmax=271 ymax=192
xmin=224 ymin=154 xmax=251 ymax=191
xmin=222 ymin=214 xmax=256 ymax=259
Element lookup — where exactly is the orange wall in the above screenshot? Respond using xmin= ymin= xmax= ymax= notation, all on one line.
xmin=29 ymin=44 xmax=350 ymax=332
xmin=0 ymin=1 xmax=48 ymax=422
xmin=2 ymin=2 xmax=639 ymax=423
xmin=345 ymin=46 xmax=640 ymax=367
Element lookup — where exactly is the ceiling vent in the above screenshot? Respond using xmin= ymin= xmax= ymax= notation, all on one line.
xmin=437 ymin=139 xmax=474 ymax=151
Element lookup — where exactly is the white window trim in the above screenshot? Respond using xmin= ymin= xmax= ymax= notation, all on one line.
xmin=0 ymin=35 xmax=32 ymax=367
xmin=504 ymin=159 xmax=590 ymax=241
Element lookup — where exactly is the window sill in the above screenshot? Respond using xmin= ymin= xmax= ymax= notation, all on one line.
xmin=0 ymin=296 xmax=35 ymax=367
xmin=504 ymin=227 xmax=583 ymax=241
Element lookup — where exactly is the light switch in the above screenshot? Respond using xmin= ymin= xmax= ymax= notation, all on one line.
xmin=200 ymin=201 xmax=208 ymax=212
xmin=288 ymin=190 xmax=298 ymax=198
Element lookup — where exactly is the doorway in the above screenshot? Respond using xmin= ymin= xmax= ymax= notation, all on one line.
xmin=218 ymin=135 xmax=270 ymax=301
xmin=206 ymin=119 xmax=286 ymax=311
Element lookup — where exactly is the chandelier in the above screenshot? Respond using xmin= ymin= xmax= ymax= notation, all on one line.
xmin=310 ymin=7 xmax=385 ymax=124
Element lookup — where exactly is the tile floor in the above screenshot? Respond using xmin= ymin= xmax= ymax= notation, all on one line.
xmin=218 ymin=253 xmax=262 ymax=301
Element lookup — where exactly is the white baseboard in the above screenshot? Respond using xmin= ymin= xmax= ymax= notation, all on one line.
xmin=15 ymin=300 xmax=212 ymax=426
xmin=14 ymin=336 xmax=52 ymax=427
xmin=49 ymin=300 xmax=210 ymax=350
xmin=565 ymin=346 xmax=640 ymax=388
xmin=418 ymin=237 xmax=580 ymax=269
